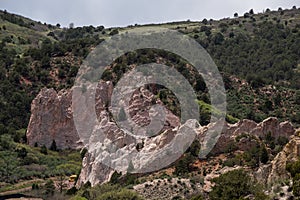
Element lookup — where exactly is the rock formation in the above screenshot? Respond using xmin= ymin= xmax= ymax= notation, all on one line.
xmin=74 ymin=81 xmax=193 ymax=186
xmin=255 ymin=136 xmax=300 ymax=185
xmin=197 ymin=118 xmax=296 ymax=194
xmin=199 ymin=117 xmax=295 ymax=156
xmin=27 ymin=79 xmax=296 ymax=188
xmin=26 ymin=88 xmax=81 ymax=149
xmin=27 ymin=79 xmax=180 ymax=150
xmin=26 ymin=79 xmax=184 ymax=186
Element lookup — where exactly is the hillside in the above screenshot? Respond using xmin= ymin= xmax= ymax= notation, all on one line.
xmin=0 ymin=6 xmax=299 ymax=200
xmin=0 ymin=7 xmax=299 ymax=135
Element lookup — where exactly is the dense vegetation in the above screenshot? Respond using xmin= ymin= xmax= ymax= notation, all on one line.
xmin=209 ymin=169 xmax=268 ymax=200
xmin=70 ymin=183 xmax=144 ymax=200
xmin=287 ymin=159 xmax=300 ymax=197
xmin=0 ymin=133 xmax=81 ymax=181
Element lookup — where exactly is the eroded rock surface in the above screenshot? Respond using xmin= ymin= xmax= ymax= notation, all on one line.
xmin=27 ymin=80 xmax=296 ymax=188
xmin=26 ymin=88 xmax=81 ymax=149
xmin=255 ymin=136 xmax=300 ymax=185
xmin=27 ymin=80 xmax=186 ymax=186
xmin=199 ymin=117 xmax=295 ymax=156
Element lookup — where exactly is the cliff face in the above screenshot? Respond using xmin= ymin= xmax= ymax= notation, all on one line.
xmin=26 ymin=81 xmax=115 ymax=149
xmin=27 ymin=79 xmax=180 ymax=150
xmin=26 ymin=80 xmax=183 ymax=186
xmin=74 ymin=81 xmax=186 ymax=186
xmin=26 ymin=88 xmax=81 ymax=149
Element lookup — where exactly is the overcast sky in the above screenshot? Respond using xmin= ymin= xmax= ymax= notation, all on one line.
xmin=0 ymin=0 xmax=299 ymax=28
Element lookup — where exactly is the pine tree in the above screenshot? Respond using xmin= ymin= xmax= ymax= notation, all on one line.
xmin=260 ymin=146 xmax=269 ymax=164
xmin=50 ymin=139 xmax=57 ymax=151
xmin=40 ymin=145 xmax=48 ymax=155
xmin=45 ymin=179 xmax=55 ymax=195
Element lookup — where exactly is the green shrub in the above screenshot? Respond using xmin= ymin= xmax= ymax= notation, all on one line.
xmin=40 ymin=145 xmax=48 ymax=155
xmin=174 ymin=153 xmax=194 ymax=176
xmin=286 ymin=159 xmax=300 ymax=197
xmin=44 ymin=179 xmax=55 ymax=195
xmin=95 ymin=189 xmax=143 ymax=200
xmin=110 ymin=171 xmax=122 ymax=184
xmin=260 ymin=146 xmax=269 ymax=164
xmin=223 ymin=156 xmax=242 ymax=167
xmin=78 ymin=183 xmax=144 ymax=200
xmin=209 ymin=169 xmax=268 ymax=200
xmin=190 ymin=194 xmax=204 ymax=200
xmin=32 ymin=183 xmax=39 ymax=190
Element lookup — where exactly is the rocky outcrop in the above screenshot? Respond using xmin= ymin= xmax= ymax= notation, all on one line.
xmin=199 ymin=117 xmax=295 ymax=156
xmin=26 ymin=88 xmax=81 ymax=149
xmin=27 ymin=77 xmax=296 ymax=188
xmin=27 ymin=79 xmax=180 ymax=150
xmin=26 ymin=81 xmax=114 ymax=149
xmin=255 ymin=136 xmax=300 ymax=185
xmin=78 ymin=115 xmax=295 ymax=186
xmin=77 ymin=118 xmax=198 ymax=187
xmin=27 ymin=79 xmax=184 ymax=186
xmin=74 ymin=73 xmax=201 ymax=186
xmin=197 ymin=118 xmax=296 ymax=194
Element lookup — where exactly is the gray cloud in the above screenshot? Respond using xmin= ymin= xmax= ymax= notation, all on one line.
xmin=0 ymin=0 xmax=299 ymax=28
